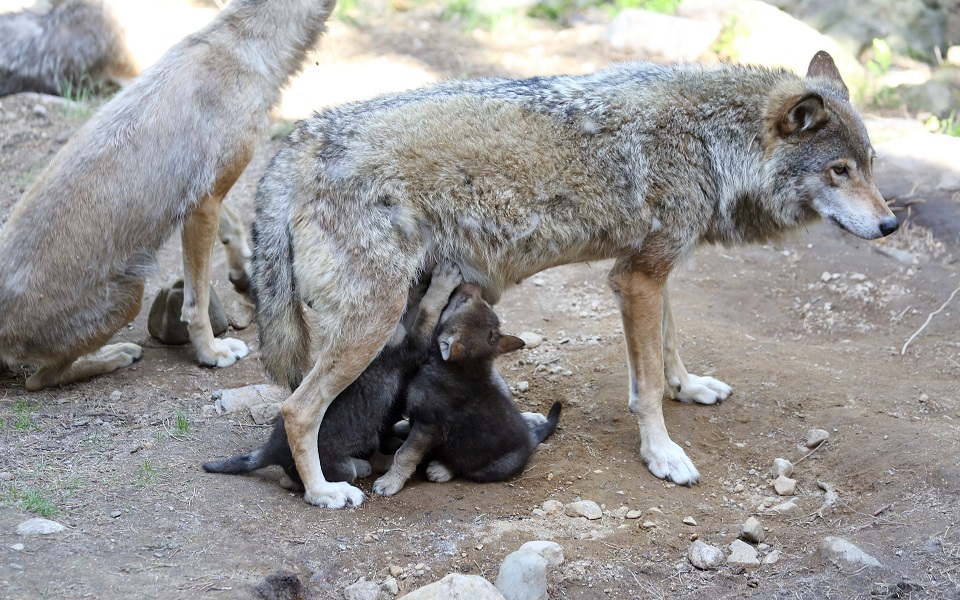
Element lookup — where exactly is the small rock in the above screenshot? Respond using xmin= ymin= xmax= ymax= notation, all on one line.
xmin=250 ymin=402 xmax=282 ymax=425
xmin=727 ymin=539 xmax=760 ymax=568
xmin=382 ymin=577 xmax=400 ymax=595
xmin=802 ymin=428 xmax=830 ymax=449
xmin=0 ymin=472 xmax=13 ymax=481
xmin=213 ymin=384 xmax=284 ymax=415
xmin=109 ymin=510 xmax=122 ymax=518
xmin=773 ymin=475 xmax=797 ymax=496
xmin=740 ymin=517 xmax=765 ymax=543
xmin=947 ymin=45 xmax=960 ymax=66
xmin=682 ymin=516 xmax=697 ymax=526
xmin=625 ymin=510 xmax=642 ymax=519
xmin=495 ymin=550 xmax=549 ymax=600
xmin=32 ymin=103 xmax=48 ymax=117
xmin=612 ymin=506 xmax=629 ymax=518
xmin=767 ymin=500 xmax=802 ymax=516
xmin=541 ymin=500 xmax=564 ymax=516
xmin=771 ymin=458 xmax=794 ymax=479
xmin=225 ymin=300 xmax=255 ymax=330
xmin=389 ymin=565 xmax=404 ymax=578
xmin=762 ymin=550 xmax=781 ymax=565
xmin=517 ymin=540 xmax=564 ymax=567
xmin=201 ymin=405 xmax=217 ymax=418
xmin=11 ymin=543 xmax=24 ymax=552
xmin=518 ymin=332 xmax=543 ymax=349
xmin=564 ymin=500 xmax=602 ymax=520
xmin=344 ymin=577 xmax=381 ymax=600
xmin=403 ymin=573 xmax=505 ymax=600
xmin=515 ymin=381 xmax=530 ymax=393
xmin=687 ymin=540 xmax=724 ymax=570
xmin=818 ymin=536 xmax=881 ymax=568
xmin=641 ymin=521 xmax=656 ymax=529
xmin=16 ymin=518 xmax=65 ymax=536
xmin=109 ymin=390 xmax=122 ymax=402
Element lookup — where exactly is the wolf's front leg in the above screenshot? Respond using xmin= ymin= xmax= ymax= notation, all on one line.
xmin=610 ymin=263 xmax=699 ymax=485
xmin=661 ymin=286 xmax=731 ymax=405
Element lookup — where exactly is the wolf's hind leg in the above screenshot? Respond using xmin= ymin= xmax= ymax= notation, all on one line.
xmin=661 ymin=287 xmax=731 ymax=405
xmin=26 ymin=343 xmax=143 ymax=391
xmin=218 ymin=203 xmax=252 ymax=292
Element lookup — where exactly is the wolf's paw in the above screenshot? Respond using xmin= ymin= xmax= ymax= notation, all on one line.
xmin=99 ymin=342 xmax=144 ymax=367
xmin=425 ymin=461 xmax=455 ymax=483
xmin=668 ymin=374 xmax=731 ymax=405
xmin=279 ymin=474 xmax=304 ymax=492
xmin=372 ymin=473 xmax=406 ymax=497
xmin=198 ymin=337 xmax=249 ymax=368
xmin=642 ymin=439 xmax=700 ymax=486
xmin=303 ymin=481 xmax=365 ymax=508
xmin=351 ymin=458 xmax=373 ymax=479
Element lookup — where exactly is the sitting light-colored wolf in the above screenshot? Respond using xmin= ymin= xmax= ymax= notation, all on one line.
xmin=252 ymin=51 xmax=898 ymax=507
xmin=0 ymin=0 xmax=335 ymax=390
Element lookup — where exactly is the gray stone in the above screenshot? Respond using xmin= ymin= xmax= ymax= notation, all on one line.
xmin=517 ymin=540 xmax=564 ymax=568
xmin=682 ymin=516 xmax=697 ymax=526
xmin=818 ymin=536 xmax=882 ymax=568
xmin=727 ymin=539 xmax=760 ymax=568
xmin=381 ymin=577 xmax=400 ymax=595
xmin=604 ymin=9 xmax=721 ymax=61
xmin=767 ymin=500 xmax=803 ymax=516
xmin=344 ymin=577 xmax=382 ymax=600
xmin=803 ymin=428 xmax=830 ymax=449
xmin=739 ymin=517 xmax=765 ymax=543
xmin=16 ymin=518 xmax=65 ymax=536
xmin=687 ymin=540 xmax=725 ymax=570
xmin=250 ymin=402 xmax=282 ymax=425
xmin=771 ymin=458 xmax=794 ymax=479
xmin=148 ymin=279 xmax=228 ymax=345
xmin=564 ymin=500 xmax=602 ymax=520
xmin=11 ymin=543 xmax=25 ymax=552
xmin=541 ymin=500 xmax=564 ymax=516
xmin=495 ymin=550 xmax=549 ymax=600
xmin=762 ymin=549 xmax=782 ymax=565
xmin=403 ymin=574 xmax=505 ymax=600
xmin=625 ymin=509 xmax=642 ymax=519
xmin=773 ymin=475 xmax=797 ymax=496
xmin=213 ymin=384 xmax=285 ymax=415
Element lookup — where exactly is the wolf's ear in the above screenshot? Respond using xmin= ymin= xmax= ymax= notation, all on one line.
xmin=778 ymin=93 xmax=828 ymax=137
xmin=497 ymin=335 xmax=525 ymax=355
xmin=439 ymin=333 xmax=463 ymax=362
xmin=806 ymin=50 xmax=849 ymax=101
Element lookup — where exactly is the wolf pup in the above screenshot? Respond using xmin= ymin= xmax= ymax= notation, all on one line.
xmin=203 ymin=262 xmax=462 ymax=489
xmin=0 ymin=0 xmax=335 ymax=390
xmin=373 ymin=283 xmax=562 ymax=497
xmin=252 ymin=51 xmax=898 ymax=507
xmin=0 ymin=0 xmax=138 ymax=97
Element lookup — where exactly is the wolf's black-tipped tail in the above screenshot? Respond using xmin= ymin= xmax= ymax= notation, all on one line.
xmin=531 ymin=402 xmax=562 ymax=445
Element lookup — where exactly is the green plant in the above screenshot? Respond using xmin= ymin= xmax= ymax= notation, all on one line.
xmin=712 ymin=15 xmax=747 ymax=60
xmin=866 ymin=38 xmax=892 ymax=77
xmin=1 ymin=485 xmax=59 ymax=517
xmin=925 ymin=112 xmax=960 ymax=137
xmin=871 ymin=85 xmax=902 ymax=110
xmin=616 ymin=0 xmax=680 ymax=13
xmin=441 ymin=0 xmax=521 ymax=31
xmin=175 ymin=409 xmax=190 ymax=435
xmin=136 ymin=460 xmax=159 ymax=486
xmin=13 ymin=399 xmax=39 ymax=431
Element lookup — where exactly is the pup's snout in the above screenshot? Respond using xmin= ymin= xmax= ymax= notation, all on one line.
xmin=879 ymin=215 xmax=900 ymax=237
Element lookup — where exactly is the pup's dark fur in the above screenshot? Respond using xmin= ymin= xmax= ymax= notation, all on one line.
xmin=373 ymin=283 xmax=561 ymax=496
xmin=202 ymin=263 xmax=461 ymax=487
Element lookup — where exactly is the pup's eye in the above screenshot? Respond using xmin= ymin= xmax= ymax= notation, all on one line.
xmin=831 ymin=165 xmax=848 ymax=176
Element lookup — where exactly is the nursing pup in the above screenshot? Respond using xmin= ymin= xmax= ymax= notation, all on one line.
xmin=252 ymin=51 xmax=897 ymax=507
xmin=373 ymin=283 xmax=561 ymax=496
xmin=0 ymin=0 xmax=335 ymax=389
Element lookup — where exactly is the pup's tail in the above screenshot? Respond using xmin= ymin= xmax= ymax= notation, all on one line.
xmin=531 ymin=402 xmax=562 ymax=445
xmin=202 ymin=448 xmax=272 ymax=475
xmin=251 ymin=158 xmax=311 ymax=391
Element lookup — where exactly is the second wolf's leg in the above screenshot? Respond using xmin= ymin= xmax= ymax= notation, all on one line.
xmin=662 ymin=286 xmax=732 ymax=405
xmin=182 ymin=194 xmax=249 ymax=367
xmin=373 ymin=424 xmax=438 ymax=496
xmin=218 ymin=203 xmax=252 ymax=292
xmin=609 ymin=261 xmax=699 ymax=486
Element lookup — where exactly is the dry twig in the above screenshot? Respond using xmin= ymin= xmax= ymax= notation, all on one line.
xmin=902 ymin=285 xmax=960 ymax=355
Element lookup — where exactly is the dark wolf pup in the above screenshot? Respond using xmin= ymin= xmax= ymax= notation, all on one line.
xmin=252 ymin=51 xmax=897 ymax=507
xmin=373 ymin=283 xmax=562 ymax=497
xmin=0 ymin=0 xmax=336 ymax=390
xmin=203 ymin=262 xmax=462 ymax=489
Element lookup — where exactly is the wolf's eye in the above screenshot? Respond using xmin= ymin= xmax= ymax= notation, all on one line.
xmin=832 ymin=165 xmax=848 ymax=176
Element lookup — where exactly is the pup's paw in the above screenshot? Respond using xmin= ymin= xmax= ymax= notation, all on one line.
xmin=430 ymin=261 xmax=463 ymax=297
xmin=642 ymin=439 xmax=700 ymax=486
xmin=668 ymin=374 xmax=732 ymax=405
xmin=350 ymin=458 xmax=373 ymax=479
xmin=520 ymin=411 xmax=548 ymax=429
xmin=279 ymin=474 xmax=304 ymax=492
xmin=198 ymin=337 xmax=249 ymax=368
xmin=425 ymin=461 xmax=455 ymax=483
xmin=372 ymin=473 xmax=406 ymax=497
xmin=303 ymin=481 xmax=365 ymax=508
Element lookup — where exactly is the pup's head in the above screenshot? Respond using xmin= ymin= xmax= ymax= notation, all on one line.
xmin=436 ymin=283 xmax=525 ymax=363
xmin=768 ymin=51 xmax=898 ymax=240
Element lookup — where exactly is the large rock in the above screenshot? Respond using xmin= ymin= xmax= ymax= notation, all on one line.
xmin=403 ymin=574 xmax=505 ymax=600
xmin=687 ymin=540 xmax=725 ymax=570
xmin=818 ymin=536 xmax=882 ymax=568
xmin=727 ymin=539 xmax=760 ymax=567
xmin=517 ymin=541 xmax=564 ymax=567
xmin=564 ymin=500 xmax=602 ymax=520
xmin=495 ymin=551 xmax=549 ymax=600
xmin=148 ymin=279 xmax=228 ymax=345
xmin=604 ymin=9 xmax=721 ymax=61
xmin=16 ymin=518 xmax=65 ymax=536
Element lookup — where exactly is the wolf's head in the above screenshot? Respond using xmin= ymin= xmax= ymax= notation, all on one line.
xmin=767 ymin=51 xmax=898 ymax=240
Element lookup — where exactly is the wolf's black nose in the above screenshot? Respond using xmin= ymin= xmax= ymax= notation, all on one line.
xmin=879 ymin=216 xmax=900 ymax=237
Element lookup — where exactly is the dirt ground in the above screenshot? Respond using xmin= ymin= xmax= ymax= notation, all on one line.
xmin=2 ymin=5 xmax=960 ymax=599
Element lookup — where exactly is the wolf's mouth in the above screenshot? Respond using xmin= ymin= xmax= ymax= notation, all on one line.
xmin=827 ymin=215 xmax=850 ymax=234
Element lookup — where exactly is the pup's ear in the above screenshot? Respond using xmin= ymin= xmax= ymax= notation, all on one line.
xmin=439 ymin=333 xmax=463 ymax=362
xmin=497 ymin=335 xmax=525 ymax=355
xmin=778 ymin=93 xmax=828 ymax=137
xmin=806 ymin=50 xmax=849 ymax=101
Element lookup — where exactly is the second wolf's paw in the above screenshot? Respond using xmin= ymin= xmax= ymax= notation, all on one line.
xmin=372 ymin=473 xmax=406 ymax=497
xmin=303 ymin=481 xmax=365 ymax=508
xmin=642 ymin=439 xmax=700 ymax=486
xmin=668 ymin=374 xmax=732 ymax=405
xmin=99 ymin=342 xmax=144 ymax=367
xmin=425 ymin=461 xmax=455 ymax=483
xmin=198 ymin=337 xmax=249 ymax=368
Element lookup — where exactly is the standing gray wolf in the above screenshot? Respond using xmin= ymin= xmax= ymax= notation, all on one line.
xmin=373 ymin=283 xmax=562 ymax=497
xmin=202 ymin=262 xmax=463 ymax=489
xmin=0 ymin=0 xmax=335 ymax=390
xmin=252 ymin=51 xmax=898 ymax=507
xmin=0 ymin=0 xmax=137 ymax=97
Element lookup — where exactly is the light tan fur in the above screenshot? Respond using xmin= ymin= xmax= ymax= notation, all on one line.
xmin=0 ymin=0 xmax=335 ymax=390
xmin=252 ymin=51 xmax=898 ymax=507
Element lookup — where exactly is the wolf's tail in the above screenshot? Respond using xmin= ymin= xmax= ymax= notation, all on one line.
xmin=531 ymin=402 xmax=562 ymax=445
xmin=202 ymin=448 xmax=271 ymax=475
xmin=251 ymin=157 xmax=311 ymax=391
